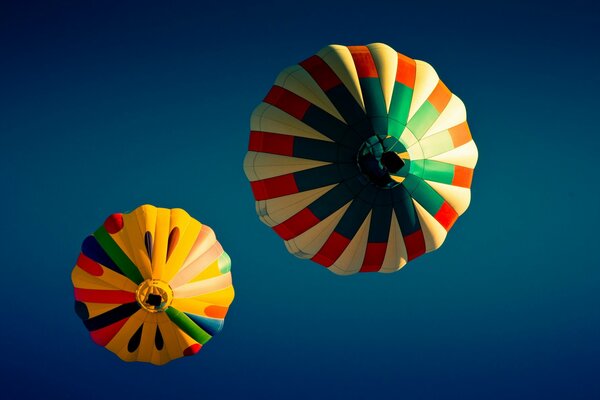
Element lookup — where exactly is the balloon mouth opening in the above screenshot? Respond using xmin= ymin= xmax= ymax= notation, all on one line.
xmin=136 ymin=279 xmax=173 ymax=313
xmin=357 ymin=139 xmax=405 ymax=188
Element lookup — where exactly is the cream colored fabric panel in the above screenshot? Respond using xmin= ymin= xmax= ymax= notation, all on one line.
xmin=408 ymin=60 xmax=439 ymax=120
xmin=399 ymin=126 xmax=419 ymax=148
xmin=430 ymin=140 xmax=478 ymax=168
xmin=172 ymin=272 xmax=232 ymax=298
xmin=421 ymin=95 xmax=467 ymax=139
xmin=317 ymin=44 xmax=365 ymax=111
xmin=426 ymin=180 xmax=471 ymax=215
xmin=367 ymin=43 xmax=398 ymax=113
xmin=275 ymin=65 xmax=345 ymax=122
xmin=251 ymin=103 xmax=333 ymax=142
xmin=329 ymin=211 xmax=372 ymax=275
xmin=243 ymin=151 xmax=330 ymax=181
xmin=257 ymin=184 xmax=337 ymax=227
xmin=413 ymin=200 xmax=447 ymax=252
xmin=285 ymin=201 xmax=351 ymax=259
xmin=379 ymin=210 xmax=408 ymax=273
xmin=168 ymin=241 xmax=223 ymax=289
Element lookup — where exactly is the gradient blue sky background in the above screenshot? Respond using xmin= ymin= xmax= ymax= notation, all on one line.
xmin=1 ymin=1 xmax=599 ymax=398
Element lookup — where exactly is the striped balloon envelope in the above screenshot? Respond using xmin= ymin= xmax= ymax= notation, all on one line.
xmin=72 ymin=205 xmax=234 ymax=365
xmin=244 ymin=43 xmax=478 ymax=275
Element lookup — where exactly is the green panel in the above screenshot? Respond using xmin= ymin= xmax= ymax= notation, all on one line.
xmin=389 ymin=83 xmax=413 ymax=126
xmin=420 ymin=131 xmax=454 ymax=159
xmin=387 ymin=117 xmax=406 ymax=139
xmin=166 ymin=307 xmax=212 ymax=345
xmin=411 ymin=180 xmax=445 ymax=216
xmin=422 ymin=160 xmax=455 ymax=184
xmin=408 ymin=160 xmax=425 ymax=179
xmin=93 ymin=226 xmax=144 ymax=284
xmin=360 ymin=78 xmax=387 ymax=118
xmin=406 ymin=102 xmax=439 ymax=140
xmin=402 ymin=174 xmax=422 ymax=193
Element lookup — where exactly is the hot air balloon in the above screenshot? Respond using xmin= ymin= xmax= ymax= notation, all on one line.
xmin=244 ymin=43 xmax=478 ymax=275
xmin=72 ymin=204 xmax=234 ymax=365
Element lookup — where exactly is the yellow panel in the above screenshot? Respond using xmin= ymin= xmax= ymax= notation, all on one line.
xmin=169 ymin=240 xmax=223 ymax=288
xmin=379 ymin=210 xmax=408 ymax=273
xmin=135 ymin=314 xmax=158 ymax=363
xmin=285 ymin=201 xmax=351 ymax=259
xmin=251 ymin=103 xmax=333 ymax=142
xmin=257 ymin=184 xmax=336 ymax=227
xmin=171 ymin=292 xmax=232 ymax=317
xmin=426 ymin=180 xmax=472 ymax=215
xmin=429 ymin=140 xmax=478 ymax=168
xmin=105 ymin=310 xmax=146 ymax=362
xmin=244 ymin=151 xmax=330 ymax=181
xmin=110 ymin=211 xmax=152 ymax=280
xmin=408 ymin=60 xmax=439 ymax=120
xmin=156 ymin=313 xmax=183 ymax=362
xmin=317 ymin=44 xmax=365 ymax=111
xmin=413 ymin=200 xmax=447 ymax=253
xmin=329 ymin=211 xmax=372 ymax=275
xmin=72 ymin=265 xmax=138 ymax=292
xmin=172 ymin=272 xmax=232 ymax=298
xmin=186 ymin=261 xmax=221 ymax=283
xmin=367 ymin=43 xmax=398 ymax=113
xmin=149 ymin=208 xmax=171 ymax=279
xmin=163 ymin=211 xmax=202 ymax=283
xmin=275 ymin=65 xmax=345 ymax=122
xmin=133 ymin=205 xmax=158 ymax=278
xmin=85 ymin=302 xmax=121 ymax=319
xmin=421 ymin=94 xmax=466 ymax=139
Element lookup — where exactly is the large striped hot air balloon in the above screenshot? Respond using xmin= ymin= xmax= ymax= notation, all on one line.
xmin=72 ymin=205 xmax=234 ymax=365
xmin=244 ymin=43 xmax=478 ymax=275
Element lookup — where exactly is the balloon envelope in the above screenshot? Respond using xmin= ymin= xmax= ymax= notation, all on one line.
xmin=244 ymin=43 xmax=478 ymax=275
xmin=72 ymin=204 xmax=234 ymax=365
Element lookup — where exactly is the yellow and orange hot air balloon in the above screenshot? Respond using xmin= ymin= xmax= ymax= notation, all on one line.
xmin=72 ymin=204 xmax=234 ymax=365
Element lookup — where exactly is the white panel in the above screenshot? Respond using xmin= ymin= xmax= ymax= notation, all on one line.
xmin=243 ymin=151 xmax=330 ymax=181
xmin=429 ymin=140 xmax=478 ymax=168
xmin=173 ymin=273 xmax=232 ymax=297
xmin=329 ymin=211 xmax=372 ymax=275
xmin=251 ymin=103 xmax=333 ymax=142
xmin=285 ymin=201 xmax=351 ymax=259
xmin=317 ymin=44 xmax=366 ymax=111
xmin=379 ymin=210 xmax=408 ymax=273
xmin=413 ymin=200 xmax=447 ymax=252
xmin=408 ymin=60 xmax=439 ymax=120
xmin=421 ymin=94 xmax=467 ymax=139
xmin=367 ymin=43 xmax=398 ymax=113
xmin=275 ymin=65 xmax=345 ymax=122
xmin=257 ymin=184 xmax=337 ymax=227
xmin=426 ymin=180 xmax=471 ymax=216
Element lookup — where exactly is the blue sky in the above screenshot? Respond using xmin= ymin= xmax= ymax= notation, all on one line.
xmin=1 ymin=1 xmax=599 ymax=399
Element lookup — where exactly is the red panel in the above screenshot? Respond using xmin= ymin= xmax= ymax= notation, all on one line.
xmin=263 ymin=85 xmax=311 ymax=120
xmin=452 ymin=166 xmax=474 ymax=188
xmin=359 ymin=242 xmax=387 ymax=272
xmin=104 ymin=213 xmax=124 ymax=234
xmin=404 ymin=230 xmax=426 ymax=261
xmin=249 ymin=131 xmax=294 ymax=156
xmin=348 ymin=46 xmax=378 ymax=78
xmin=77 ymin=253 xmax=104 ymax=276
xmin=74 ymin=288 xmax=136 ymax=304
xmin=273 ymin=208 xmax=321 ymax=240
xmin=396 ymin=53 xmax=416 ymax=88
xmin=428 ymin=80 xmax=452 ymax=112
xmin=184 ymin=343 xmax=202 ymax=356
xmin=90 ymin=318 xmax=128 ymax=346
xmin=434 ymin=202 xmax=459 ymax=231
xmin=311 ymin=232 xmax=351 ymax=267
xmin=300 ymin=55 xmax=343 ymax=92
xmin=250 ymin=174 xmax=299 ymax=201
